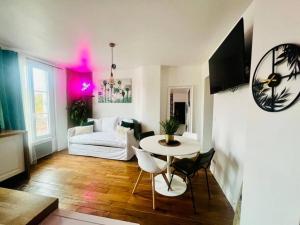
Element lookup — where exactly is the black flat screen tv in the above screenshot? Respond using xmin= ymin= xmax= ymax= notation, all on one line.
xmin=209 ymin=18 xmax=249 ymax=94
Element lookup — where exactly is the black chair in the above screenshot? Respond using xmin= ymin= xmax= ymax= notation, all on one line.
xmin=138 ymin=131 xmax=167 ymax=160
xmin=168 ymin=148 xmax=215 ymax=212
xmin=139 ymin=131 xmax=155 ymax=140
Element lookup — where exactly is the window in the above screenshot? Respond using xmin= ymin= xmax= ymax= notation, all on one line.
xmin=32 ymin=68 xmax=50 ymax=137
xmin=28 ymin=61 xmax=54 ymax=140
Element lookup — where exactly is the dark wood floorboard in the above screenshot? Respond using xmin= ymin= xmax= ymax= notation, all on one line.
xmin=12 ymin=150 xmax=233 ymax=225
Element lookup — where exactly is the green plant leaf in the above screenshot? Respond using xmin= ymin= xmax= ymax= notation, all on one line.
xmin=160 ymin=117 xmax=180 ymax=135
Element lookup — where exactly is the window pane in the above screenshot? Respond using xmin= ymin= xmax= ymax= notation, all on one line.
xmin=34 ymin=92 xmax=48 ymax=113
xmin=33 ymin=68 xmax=48 ymax=92
xmin=35 ymin=114 xmax=50 ymax=136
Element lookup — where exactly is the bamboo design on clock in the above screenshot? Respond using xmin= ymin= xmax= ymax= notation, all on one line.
xmin=252 ymin=44 xmax=300 ymax=112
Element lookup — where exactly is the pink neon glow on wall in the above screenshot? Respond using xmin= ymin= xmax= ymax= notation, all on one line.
xmin=67 ymin=69 xmax=93 ymax=99
xmin=66 ymin=43 xmax=95 ymax=101
xmin=67 ymin=49 xmax=92 ymax=73
xmin=81 ymin=82 xmax=91 ymax=91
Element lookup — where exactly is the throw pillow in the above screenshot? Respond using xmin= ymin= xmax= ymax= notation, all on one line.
xmin=74 ymin=125 xmax=93 ymax=136
xmin=121 ymin=121 xmax=134 ymax=129
xmin=88 ymin=118 xmax=102 ymax=132
xmin=81 ymin=121 xmax=94 ymax=126
xmin=116 ymin=125 xmax=130 ymax=139
xmin=102 ymin=116 xmax=118 ymax=132
xmin=121 ymin=118 xmax=134 ymax=123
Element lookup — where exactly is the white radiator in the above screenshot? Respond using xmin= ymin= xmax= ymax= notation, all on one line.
xmin=35 ymin=140 xmax=52 ymax=159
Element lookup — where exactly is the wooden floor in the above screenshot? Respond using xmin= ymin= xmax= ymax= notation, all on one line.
xmin=13 ymin=150 xmax=233 ymax=225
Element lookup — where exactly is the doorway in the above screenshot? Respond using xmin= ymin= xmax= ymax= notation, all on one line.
xmin=167 ymin=86 xmax=193 ymax=135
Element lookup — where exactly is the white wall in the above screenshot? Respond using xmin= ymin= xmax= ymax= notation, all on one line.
xmin=54 ymin=68 xmax=68 ymax=151
xmin=93 ymin=67 xmax=140 ymax=119
xmin=93 ymin=65 xmax=202 ymax=135
xmin=200 ymin=76 xmax=214 ymax=151
xmin=138 ymin=66 xmax=161 ymax=133
xmin=201 ymin=3 xmax=254 ymax=209
xmin=160 ymin=66 xmax=202 ymax=139
xmin=210 ymin=86 xmax=249 ymax=209
xmin=173 ymin=92 xmax=188 ymax=103
xmin=93 ymin=65 xmax=161 ymax=133
xmin=241 ymin=0 xmax=300 ymax=224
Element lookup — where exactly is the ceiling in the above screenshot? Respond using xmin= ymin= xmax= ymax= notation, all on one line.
xmin=0 ymin=0 xmax=252 ymax=70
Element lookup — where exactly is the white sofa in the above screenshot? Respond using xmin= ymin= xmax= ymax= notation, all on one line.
xmin=68 ymin=117 xmax=140 ymax=161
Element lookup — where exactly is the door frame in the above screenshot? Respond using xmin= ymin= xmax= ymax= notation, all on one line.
xmin=167 ymin=86 xmax=193 ymax=132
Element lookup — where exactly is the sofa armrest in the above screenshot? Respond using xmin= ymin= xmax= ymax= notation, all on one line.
xmin=126 ymin=129 xmax=138 ymax=149
xmin=68 ymin=127 xmax=76 ymax=139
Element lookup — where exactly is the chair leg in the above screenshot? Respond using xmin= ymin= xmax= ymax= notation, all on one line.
xmin=187 ymin=176 xmax=196 ymax=213
xmin=161 ymin=173 xmax=173 ymax=191
xmin=168 ymin=171 xmax=175 ymax=191
xmin=205 ymin=168 xmax=211 ymax=199
xmin=132 ymin=170 xmax=143 ymax=194
xmin=151 ymin=173 xmax=156 ymax=210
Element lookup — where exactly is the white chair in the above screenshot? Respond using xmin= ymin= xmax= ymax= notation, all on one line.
xmin=174 ymin=132 xmax=199 ymax=160
xmin=131 ymin=146 xmax=170 ymax=210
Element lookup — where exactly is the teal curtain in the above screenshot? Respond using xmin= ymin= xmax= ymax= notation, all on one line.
xmin=0 ymin=99 xmax=4 ymax=129
xmin=0 ymin=49 xmax=25 ymax=130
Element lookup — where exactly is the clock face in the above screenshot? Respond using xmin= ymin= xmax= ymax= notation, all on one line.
xmin=252 ymin=44 xmax=300 ymax=112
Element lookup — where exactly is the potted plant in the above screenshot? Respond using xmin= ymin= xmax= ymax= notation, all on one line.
xmin=70 ymin=99 xmax=89 ymax=126
xmin=160 ymin=117 xmax=180 ymax=144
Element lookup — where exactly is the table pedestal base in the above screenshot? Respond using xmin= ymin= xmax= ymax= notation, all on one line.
xmin=155 ymin=174 xmax=187 ymax=196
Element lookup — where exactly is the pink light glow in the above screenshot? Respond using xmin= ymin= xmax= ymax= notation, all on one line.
xmin=68 ymin=49 xmax=92 ymax=73
xmin=67 ymin=70 xmax=94 ymax=98
xmin=63 ymin=40 xmax=106 ymax=100
xmin=66 ymin=42 xmax=95 ymax=98
xmin=81 ymin=82 xmax=91 ymax=91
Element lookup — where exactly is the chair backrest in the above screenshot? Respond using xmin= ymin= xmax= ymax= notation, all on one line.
xmin=132 ymin=146 xmax=162 ymax=173
xmin=194 ymin=148 xmax=215 ymax=171
xmin=182 ymin=132 xmax=198 ymax=140
xmin=139 ymin=131 xmax=155 ymax=140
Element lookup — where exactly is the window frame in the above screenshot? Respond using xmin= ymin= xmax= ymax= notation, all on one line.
xmin=27 ymin=60 xmax=55 ymax=143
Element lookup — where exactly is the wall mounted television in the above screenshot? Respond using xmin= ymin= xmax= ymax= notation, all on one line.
xmin=209 ymin=18 xmax=249 ymax=94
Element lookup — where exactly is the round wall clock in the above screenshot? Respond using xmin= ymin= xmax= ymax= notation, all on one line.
xmin=252 ymin=44 xmax=300 ymax=112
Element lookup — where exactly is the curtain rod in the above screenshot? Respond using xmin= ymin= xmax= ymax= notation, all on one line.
xmin=25 ymin=56 xmax=64 ymax=70
xmin=0 ymin=43 xmax=64 ymax=70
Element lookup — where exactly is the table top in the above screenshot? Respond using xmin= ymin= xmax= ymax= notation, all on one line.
xmin=0 ymin=188 xmax=58 ymax=225
xmin=140 ymin=135 xmax=201 ymax=156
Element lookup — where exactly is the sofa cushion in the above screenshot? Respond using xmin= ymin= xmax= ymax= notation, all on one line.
xmin=74 ymin=125 xmax=93 ymax=136
xmin=69 ymin=131 xmax=126 ymax=148
xmin=88 ymin=118 xmax=102 ymax=132
xmin=102 ymin=116 xmax=118 ymax=132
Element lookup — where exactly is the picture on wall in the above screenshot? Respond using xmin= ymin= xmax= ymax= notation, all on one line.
xmin=98 ymin=78 xmax=132 ymax=103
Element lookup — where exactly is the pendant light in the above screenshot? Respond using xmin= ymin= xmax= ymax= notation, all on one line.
xmin=109 ymin=42 xmax=116 ymax=86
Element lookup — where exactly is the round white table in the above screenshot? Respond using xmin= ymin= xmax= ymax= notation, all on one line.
xmin=139 ymin=135 xmax=201 ymax=197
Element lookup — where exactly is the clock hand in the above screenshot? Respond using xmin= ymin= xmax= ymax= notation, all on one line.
xmin=259 ymin=75 xmax=277 ymax=94
xmin=253 ymin=75 xmax=277 ymax=87
xmin=268 ymin=74 xmax=276 ymax=84
xmin=261 ymin=78 xmax=277 ymax=84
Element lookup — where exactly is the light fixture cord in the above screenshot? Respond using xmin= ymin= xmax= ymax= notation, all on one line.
xmin=111 ymin=46 xmax=113 ymax=77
